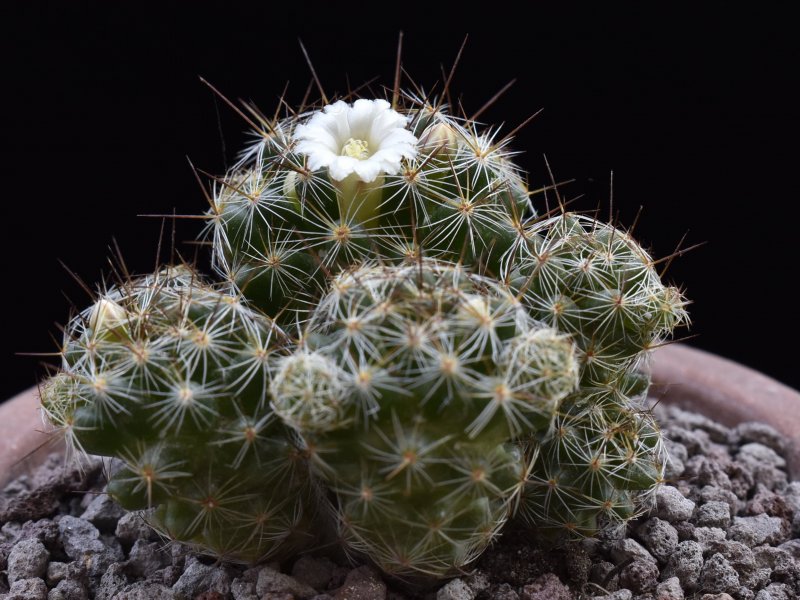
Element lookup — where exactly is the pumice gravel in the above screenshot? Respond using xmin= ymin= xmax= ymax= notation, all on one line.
xmin=1 ymin=402 xmax=799 ymax=600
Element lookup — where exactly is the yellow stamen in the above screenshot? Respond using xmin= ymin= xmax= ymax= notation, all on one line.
xmin=341 ymin=138 xmax=370 ymax=159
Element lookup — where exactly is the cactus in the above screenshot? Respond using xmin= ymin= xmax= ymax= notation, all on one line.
xmin=503 ymin=212 xmax=688 ymax=383
xmin=519 ymin=374 xmax=668 ymax=539
xmin=270 ymin=260 xmax=579 ymax=576
xmin=499 ymin=213 xmax=687 ymax=539
xmin=206 ymin=98 xmax=532 ymax=324
xmin=40 ymin=265 xmax=319 ymax=562
xmin=39 ymin=80 xmax=690 ymax=581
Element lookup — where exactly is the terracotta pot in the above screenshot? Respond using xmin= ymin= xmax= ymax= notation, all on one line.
xmin=2 ymin=344 xmax=799 ymax=487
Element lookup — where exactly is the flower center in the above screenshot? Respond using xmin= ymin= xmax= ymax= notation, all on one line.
xmin=341 ymin=138 xmax=370 ymax=159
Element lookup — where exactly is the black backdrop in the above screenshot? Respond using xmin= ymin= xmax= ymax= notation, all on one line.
xmin=2 ymin=3 xmax=798 ymax=400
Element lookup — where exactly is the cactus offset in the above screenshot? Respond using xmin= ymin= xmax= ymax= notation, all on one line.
xmin=271 ymin=260 xmax=579 ymax=576
xmin=41 ymin=266 xmax=318 ymax=562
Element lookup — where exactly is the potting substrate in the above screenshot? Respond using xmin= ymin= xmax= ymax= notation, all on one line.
xmin=1 ymin=402 xmax=799 ymax=600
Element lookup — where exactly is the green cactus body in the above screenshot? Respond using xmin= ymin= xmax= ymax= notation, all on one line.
xmin=207 ymin=102 xmax=532 ymax=325
xmin=520 ymin=377 xmax=667 ymax=539
xmin=504 ymin=213 xmax=688 ymax=383
xmin=40 ymin=266 xmax=318 ymax=562
xmin=270 ymin=260 xmax=579 ymax=577
xmin=498 ymin=213 xmax=686 ymax=538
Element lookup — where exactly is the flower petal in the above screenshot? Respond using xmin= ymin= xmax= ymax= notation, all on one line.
xmin=293 ymin=98 xmax=418 ymax=183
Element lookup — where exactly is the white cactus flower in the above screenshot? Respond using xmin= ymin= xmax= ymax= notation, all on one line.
xmin=293 ymin=99 xmax=418 ymax=183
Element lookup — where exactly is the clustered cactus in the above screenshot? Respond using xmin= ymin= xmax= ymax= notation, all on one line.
xmin=40 ymin=78 xmax=688 ymax=580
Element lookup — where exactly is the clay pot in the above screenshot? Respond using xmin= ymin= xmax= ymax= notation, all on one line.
xmin=2 ymin=344 xmax=799 ymax=486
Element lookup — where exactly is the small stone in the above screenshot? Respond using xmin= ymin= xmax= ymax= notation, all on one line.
xmin=686 ymin=411 xmax=732 ymax=441
xmin=7 ymin=538 xmax=49 ymax=585
xmin=333 ymin=566 xmax=387 ymax=600
xmin=691 ymin=527 xmax=727 ymax=552
xmin=655 ymin=577 xmax=683 ymax=600
xmin=745 ymin=485 xmax=793 ymax=520
xmin=732 ymin=422 xmax=787 ymax=455
xmin=672 ymin=520 xmax=695 ymax=541
xmin=256 ymin=564 xmax=318 ymax=599
xmin=96 ymin=563 xmax=129 ymax=600
xmin=753 ymin=546 xmax=794 ymax=574
xmin=778 ymin=538 xmax=800 ymax=559
xmin=437 ymin=578 xmax=475 ymax=600
xmin=699 ymin=553 xmax=739 ymax=595
xmin=664 ymin=454 xmax=685 ymax=480
xmin=48 ymin=579 xmax=88 ymax=600
xmin=100 ymin=534 xmax=124 ymax=559
xmin=488 ymin=584 xmax=519 ymax=600
xmin=519 ymin=573 xmax=573 ymax=600
xmin=4 ymin=577 xmax=48 ymax=600
xmin=754 ymin=583 xmax=793 ymax=600
xmin=231 ymin=577 xmax=258 ymax=600
xmin=610 ymin=539 xmax=656 ymax=565
xmin=636 ymin=518 xmax=678 ymax=563
xmin=111 ymin=581 xmax=176 ymax=600
xmin=692 ymin=457 xmax=733 ymax=490
xmin=260 ymin=593 xmax=294 ymax=600
xmin=619 ymin=560 xmax=659 ymax=594
xmin=2 ymin=521 xmax=23 ymax=543
xmin=593 ymin=591 xmax=632 ymax=600
xmin=706 ymin=540 xmax=760 ymax=588
xmin=3 ymin=475 xmax=31 ymax=496
xmin=699 ymin=595 xmax=735 ymax=600
xmin=126 ymin=539 xmax=171 ymax=577
xmin=170 ymin=544 xmax=189 ymax=570
xmin=736 ymin=444 xmax=787 ymax=489
xmin=728 ymin=514 xmax=788 ymax=546
xmin=327 ymin=565 xmax=350 ymax=590
xmin=663 ymin=440 xmax=688 ymax=479
xmin=114 ymin=511 xmax=156 ymax=546
xmin=172 ymin=557 xmax=233 ymax=599
xmin=693 ymin=501 xmax=731 ymax=529
xmin=727 ymin=463 xmax=756 ymax=500
xmin=22 ymin=522 xmax=60 ymax=553
xmin=291 ymin=555 xmax=337 ymax=591
xmin=562 ymin=544 xmax=592 ymax=587
xmin=157 ymin=566 xmax=182 ymax=588
xmin=662 ymin=541 xmax=703 ymax=591
xmin=656 ymin=486 xmax=695 ymax=522
xmin=57 ymin=515 xmax=122 ymax=586
xmin=464 ymin=570 xmax=490 ymax=594
xmin=57 ymin=515 xmax=105 ymax=559
xmin=80 ymin=494 xmax=126 ymax=533
xmin=784 ymin=482 xmax=800 ymax=512
xmin=736 ymin=588 xmax=756 ymax=600
xmin=45 ymin=561 xmax=68 ymax=586
xmin=590 ymin=561 xmax=619 ymax=591
xmin=697 ymin=486 xmax=741 ymax=515
xmin=665 ymin=425 xmax=710 ymax=456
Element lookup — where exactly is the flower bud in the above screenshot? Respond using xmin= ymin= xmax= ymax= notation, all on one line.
xmin=418 ymin=121 xmax=459 ymax=157
xmin=88 ymin=297 xmax=128 ymax=340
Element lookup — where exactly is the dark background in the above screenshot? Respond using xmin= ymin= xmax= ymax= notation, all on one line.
xmin=2 ymin=3 xmax=797 ymax=400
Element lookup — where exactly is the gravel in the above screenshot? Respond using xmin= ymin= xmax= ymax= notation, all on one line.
xmin=1 ymin=404 xmax=800 ymax=599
